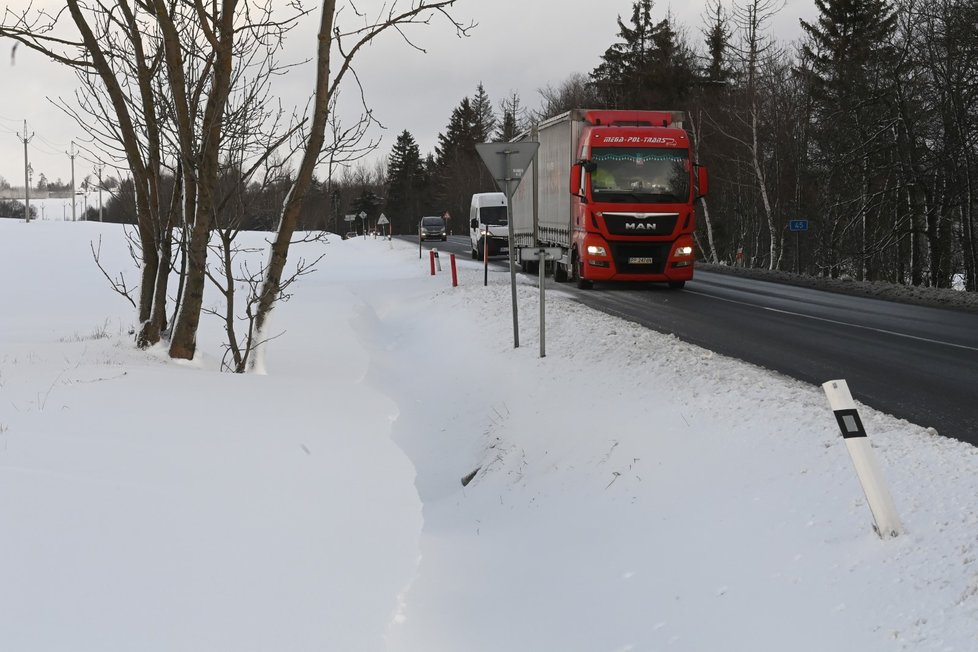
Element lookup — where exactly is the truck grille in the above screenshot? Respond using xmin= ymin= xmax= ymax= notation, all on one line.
xmin=603 ymin=212 xmax=678 ymax=236
xmin=610 ymin=242 xmax=671 ymax=274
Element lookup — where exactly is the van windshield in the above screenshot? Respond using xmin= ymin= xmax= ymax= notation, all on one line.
xmin=479 ymin=206 xmax=507 ymax=226
xmin=421 ymin=217 xmax=445 ymax=227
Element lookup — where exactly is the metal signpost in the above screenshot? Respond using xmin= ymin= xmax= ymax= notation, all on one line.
xmin=359 ymin=211 xmax=368 ymax=239
xmin=789 ymin=219 xmax=809 ymax=273
xmin=518 ymin=246 xmax=562 ymax=357
xmin=475 ymin=142 xmax=540 ymax=349
xmin=344 ymin=214 xmax=355 ymax=238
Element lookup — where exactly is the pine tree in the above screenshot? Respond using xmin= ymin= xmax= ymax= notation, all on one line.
xmin=472 ymin=82 xmax=496 ymax=142
xmin=590 ymin=0 xmax=695 ymax=109
xmin=801 ymin=0 xmax=900 ymax=281
xmin=701 ymin=0 xmax=731 ymax=85
xmin=385 ymin=130 xmax=426 ymax=234
xmin=800 ymin=0 xmax=898 ymax=108
xmin=435 ymin=97 xmax=495 ymax=227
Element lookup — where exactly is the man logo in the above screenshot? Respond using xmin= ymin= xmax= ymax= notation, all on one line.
xmin=625 ymin=222 xmax=658 ymax=231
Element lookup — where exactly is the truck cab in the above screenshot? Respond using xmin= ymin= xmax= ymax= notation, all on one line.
xmin=469 ymin=192 xmax=508 ymax=259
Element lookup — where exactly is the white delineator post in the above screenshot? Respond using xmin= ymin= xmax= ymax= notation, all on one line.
xmin=822 ymin=379 xmax=902 ymax=539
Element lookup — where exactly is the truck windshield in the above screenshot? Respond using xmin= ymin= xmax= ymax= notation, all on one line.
xmin=589 ymin=147 xmax=690 ymax=203
xmin=479 ymin=205 xmax=508 ymax=226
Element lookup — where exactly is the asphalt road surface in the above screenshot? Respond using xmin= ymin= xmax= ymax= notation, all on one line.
xmin=412 ymin=235 xmax=978 ymax=445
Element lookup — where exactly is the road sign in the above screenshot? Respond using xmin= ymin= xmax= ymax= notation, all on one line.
xmin=376 ymin=214 xmax=389 ymax=225
xmin=475 ymin=141 xmax=540 ymax=351
xmin=519 ymin=246 xmax=562 ymax=261
xmin=789 ymin=219 xmax=809 ymax=232
xmin=358 ymin=211 xmax=367 ymax=220
xmin=475 ymin=142 xmax=540 ymax=194
xmin=344 ymin=214 xmax=355 ymax=222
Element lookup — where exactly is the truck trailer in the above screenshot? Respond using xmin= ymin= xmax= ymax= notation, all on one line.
xmin=511 ymin=109 xmax=707 ymax=289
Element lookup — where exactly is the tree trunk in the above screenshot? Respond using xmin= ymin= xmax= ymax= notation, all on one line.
xmin=168 ymin=3 xmax=237 ymax=360
xmin=250 ymin=0 xmax=337 ymax=371
xmin=750 ymin=102 xmax=777 ymax=270
xmin=687 ymin=111 xmax=719 ymax=263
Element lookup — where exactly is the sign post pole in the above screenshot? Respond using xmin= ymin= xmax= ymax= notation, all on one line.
xmin=539 ymin=249 xmax=545 ymax=356
xmin=517 ymin=246 xmax=560 ymax=357
xmin=504 ymin=150 xmax=519 ymax=348
xmin=788 ymin=219 xmax=809 ymax=274
xmin=475 ymin=142 xmax=540 ymax=350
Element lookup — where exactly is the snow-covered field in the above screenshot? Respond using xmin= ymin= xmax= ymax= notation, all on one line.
xmin=1 ymin=218 xmax=977 ymax=651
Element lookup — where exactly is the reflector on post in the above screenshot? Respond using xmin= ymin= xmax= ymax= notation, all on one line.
xmin=822 ymin=379 xmax=902 ymax=539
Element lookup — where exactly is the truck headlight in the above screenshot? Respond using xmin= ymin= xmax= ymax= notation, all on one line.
xmin=674 ymin=246 xmax=693 ymax=257
xmin=586 ymin=245 xmax=607 ymax=257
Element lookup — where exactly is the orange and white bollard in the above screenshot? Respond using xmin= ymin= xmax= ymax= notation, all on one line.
xmin=450 ymin=253 xmax=458 ymax=287
xmin=429 ymin=249 xmax=436 ymax=275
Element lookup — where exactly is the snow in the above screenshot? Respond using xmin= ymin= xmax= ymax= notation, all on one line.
xmin=2 ymin=218 xmax=977 ymax=651
xmin=701 ymin=262 xmax=978 ymax=314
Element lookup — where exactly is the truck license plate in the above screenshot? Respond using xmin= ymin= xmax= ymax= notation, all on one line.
xmin=628 ymin=257 xmax=655 ymax=264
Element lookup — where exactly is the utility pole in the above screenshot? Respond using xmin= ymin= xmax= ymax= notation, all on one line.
xmin=96 ymin=165 xmax=104 ymax=222
xmin=17 ymin=120 xmax=34 ymax=223
xmin=68 ymin=141 xmax=77 ymax=222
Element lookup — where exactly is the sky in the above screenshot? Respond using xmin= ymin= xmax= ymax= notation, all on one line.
xmin=2 ymin=206 xmax=978 ymax=650
xmin=0 ymin=0 xmax=816 ymax=189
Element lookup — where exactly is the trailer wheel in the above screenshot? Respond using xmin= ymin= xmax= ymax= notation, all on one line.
xmin=573 ymin=250 xmax=592 ymax=289
xmin=554 ymin=260 xmax=569 ymax=283
xmin=471 ymin=247 xmax=478 ymax=260
xmin=668 ymin=280 xmax=686 ymax=290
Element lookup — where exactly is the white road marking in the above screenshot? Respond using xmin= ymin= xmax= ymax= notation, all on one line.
xmin=685 ymin=289 xmax=978 ymax=353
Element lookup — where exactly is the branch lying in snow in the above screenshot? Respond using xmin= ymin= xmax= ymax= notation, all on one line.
xmin=90 ymin=236 xmax=136 ymax=309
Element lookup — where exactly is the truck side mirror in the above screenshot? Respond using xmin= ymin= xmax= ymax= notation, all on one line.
xmin=470 ymin=218 xmax=478 ymax=230
xmin=697 ymin=165 xmax=709 ymax=199
xmin=570 ymin=164 xmax=583 ymax=196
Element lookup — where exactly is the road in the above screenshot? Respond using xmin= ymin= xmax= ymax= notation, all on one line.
xmin=412 ymin=235 xmax=978 ymax=444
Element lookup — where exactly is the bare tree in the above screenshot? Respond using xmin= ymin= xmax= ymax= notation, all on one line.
xmin=2 ymin=0 xmax=471 ymax=369
xmin=728 ymin=0 xmax=782 ymax=270
xmin=249 ymin=0 xmax=471 ymax=371
xmin=534 ymin=72 xmax=602 ymax=121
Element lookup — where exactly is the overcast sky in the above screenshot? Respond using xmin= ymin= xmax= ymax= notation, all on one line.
xmin=0 ymin=0 xmax=815 ymax=191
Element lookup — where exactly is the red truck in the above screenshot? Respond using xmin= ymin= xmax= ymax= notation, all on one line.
xmin=512 ymin=109 xmax=707 ymax=288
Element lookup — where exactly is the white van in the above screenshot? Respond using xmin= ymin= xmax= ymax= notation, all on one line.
xmin=469 ymin=192 xmax=508 ymax=259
